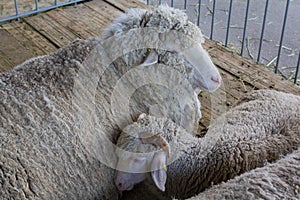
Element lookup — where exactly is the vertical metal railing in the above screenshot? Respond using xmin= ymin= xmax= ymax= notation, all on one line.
xmin=0 ymin=0 xmax=85 ymax=23
xmin=241 ymin=0 xmax=250 ymax=56
xmin=197 ymin=0 xmax=201 ymax=27
xmin=35 ymin=0 xmax=39 ymax=11
xmin=295 ymin=53 xmax=300 ymax=84
xmin=146 ymin=0 xmax=298 ymax=84
xmin=257 ymin=0 xmax=269 ymax=63
xmin=225 ymin=0 xmax=233 ymax=47
xmin=13 ymin=0 xmax=19 ymax=19
xmin=275 ymin=0 xmax=290 ymax=74
xmin=210 ymin=0 xmax=216 ymax=40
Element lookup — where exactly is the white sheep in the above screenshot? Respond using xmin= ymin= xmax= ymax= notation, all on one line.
xmin=114 ymin=89 xmax=300 ymax=199
xmin=101 ymin=5 xmax=222 ymax=133
xmin=187 ymin=147 xmax=300 ymax=199
xmin=0 ymin=5 xmax=221 ymax=199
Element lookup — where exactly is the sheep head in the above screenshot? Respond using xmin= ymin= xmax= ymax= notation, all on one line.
xmin=103 ymin=5 xmax=222 ymax=93
xmin=158 ymin=29 xmax=222 ymax=92
xmin=115 ymin=114 xmax=170 ymax=192
xmin=114 ymin=149 xmax=168 ymax=192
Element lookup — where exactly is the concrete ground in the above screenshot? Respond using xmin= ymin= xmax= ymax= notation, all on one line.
xmin=143 ymin=0 xmax=300 ymax=82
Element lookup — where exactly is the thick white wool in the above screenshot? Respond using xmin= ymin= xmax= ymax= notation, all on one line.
xmin=103 ymin=5 xmax=205 ymax=67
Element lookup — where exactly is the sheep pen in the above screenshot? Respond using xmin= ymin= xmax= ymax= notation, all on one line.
xmin=115 ymin=89 xmax=300 ymax=199
xmin=0 ymin=5 xmax=222 ymax=199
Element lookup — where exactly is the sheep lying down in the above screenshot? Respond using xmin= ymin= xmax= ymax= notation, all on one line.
xmin=115 ymin=89 xmax=300 ymax=199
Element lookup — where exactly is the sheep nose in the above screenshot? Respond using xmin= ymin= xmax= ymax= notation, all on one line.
xmin=211 ymin=76 xmax=222 ymax=84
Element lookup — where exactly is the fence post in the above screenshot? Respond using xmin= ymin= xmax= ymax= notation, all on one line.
xmin=210 ymin=0 xmax=216 ymax=40
xmin=225 ymin=0 xmax=233 ymax=47
xmin=241 ymin=0 xmax=250 ymax=56
xmin=275 ymin=0 xmax=290 ymax=74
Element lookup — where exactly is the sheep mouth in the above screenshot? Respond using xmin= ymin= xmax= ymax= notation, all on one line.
xmin=192 ymin=79 xmax=209 ymax=91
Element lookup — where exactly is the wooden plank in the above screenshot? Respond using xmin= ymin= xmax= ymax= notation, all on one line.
xmin=2 ymin=21 xmax=57 ymax=56
xmin=24 ymin=13 xmax=79 ymax=47
xmin=103 ymin=0 xmax=148 ymax=12
xmin=0 ymin=53 xmax=14 ymax=72
xmin=46 ymin=3 xmax=113 ymax=39
xmin=85 ymin=0 xmax=123 ymax=23
xmin=0 ymin=29 xmax=35 ymax=69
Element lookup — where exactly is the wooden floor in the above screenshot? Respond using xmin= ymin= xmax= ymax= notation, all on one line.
xmin=0 ymin=0 xmax=299 ymax=133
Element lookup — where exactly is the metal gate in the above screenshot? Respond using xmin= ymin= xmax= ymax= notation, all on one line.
xmin=0 ymin=0 xmax=84 ymax=23
xmin=146 ymin=0 xmax=299 ymax=84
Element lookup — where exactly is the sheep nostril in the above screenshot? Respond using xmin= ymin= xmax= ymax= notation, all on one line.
xmin=118 ymin=183 xmax=122 ymax=188
xmin=211 ymin=76 xmax=221 ymax=84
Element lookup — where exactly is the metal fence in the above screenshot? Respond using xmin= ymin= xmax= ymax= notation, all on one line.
xmin=147 ymin=0 xmax=300 ymax=84
xmin=0 ymin=0 xmax=85 ymax=23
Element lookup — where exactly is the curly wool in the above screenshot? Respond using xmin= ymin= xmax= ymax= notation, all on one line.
xmin=100 ymin=5 xmax=203 ymax=134
xmin=118 ymin=89 xmax=300 ymax=199
xmin=103 ymin=5 xmax=204 ymax=67
xmin=0 ymin=38 xmax=121 ymax=199
xmin=103 ymin=5 xmax=203 ymax=40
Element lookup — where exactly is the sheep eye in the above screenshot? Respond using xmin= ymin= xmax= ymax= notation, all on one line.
xmin=146 ymin=48 xmax=151 ymax=54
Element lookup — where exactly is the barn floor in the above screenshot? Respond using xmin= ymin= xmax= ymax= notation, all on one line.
xmin=0 ymin=0 xmax=299 ymax=134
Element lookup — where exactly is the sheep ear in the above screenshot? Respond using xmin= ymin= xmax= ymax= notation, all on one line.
xmin=140 ymin=49 xmax=158 ymax=67
xmin=151 ymin=152 xmax=167 ymax=192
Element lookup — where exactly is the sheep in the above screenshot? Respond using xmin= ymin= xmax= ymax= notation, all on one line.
xmin=114 ymin=89 xmax=300 ymax=199
xmin=0 ymin=38 xmax=120 ymax=199
xmin=101 ymin=5 xmax=222 ymax=133
xmin=0 ymin=5 xmax=221 ymax=199
xmin=187 ymin=147 xmax=300 ymax=199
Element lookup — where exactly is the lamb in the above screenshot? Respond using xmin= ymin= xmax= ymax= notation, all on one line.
xmin=188 ymin=147 xmax=300 ymax=199
xmin=114 ymin=89 xmax=300 ymax=199
xmin=0 ymin=5 xmax=221 ymax=199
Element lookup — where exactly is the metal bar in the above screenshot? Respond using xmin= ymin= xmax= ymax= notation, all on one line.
xmin=147 ymin=0 xmax=150 ymax=5
xmin=0 ymin=0 xmax=84 ymax=23
xmin=241 ymin=0 xmax=250 ymax=56
xmin=275 ymin=0 xmax=290 ymax=73
xmin=184 ymin=0 xmax=187 ymax=10
xmin=257 ymin=0 xmax=269 ymax=63
xmin=35 ymin=0 xmax=39 ymax=11
xmin=197 ymin=0 xmax=202 ymax=27
xmin=55 ymin=0 xmax=58 ymax=6
xmin=225 ymin=0 xmax=233 ymax=47
xmin=210 ymin=0 xmax=216 ymax=40
xmin=171 ymin=0 xmax=174 ymax=7
xmin=294 ymin=52 xmax=300 ymax=84
xmin=159 ymin=0 xmax=162 ymax=5
xmin=14 ymin=0 xmax=19 ymax=15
